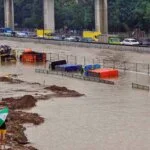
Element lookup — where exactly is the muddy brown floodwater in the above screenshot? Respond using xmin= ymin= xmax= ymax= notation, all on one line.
xmin=0 ymin=40 xmax=150 ymax=150
xmin=0 ymin=76 xmax=84 ymax=150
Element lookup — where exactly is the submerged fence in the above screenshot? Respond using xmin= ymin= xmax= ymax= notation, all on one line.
xmin=14 ymin=49 xmax=150 ymax=75
xmin=35 ymin=68 xmax=115 ymax=85
xmin=46 ymin=52 xmax=150 ymax=75
xmin=132 ymin=83 xmax=149 ymax=91
xmin=103 ymin=60 xmax=150 ymax=74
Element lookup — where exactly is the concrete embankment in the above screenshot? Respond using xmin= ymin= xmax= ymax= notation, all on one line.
xmin=0 ymin=36 xmax=149 ymax=53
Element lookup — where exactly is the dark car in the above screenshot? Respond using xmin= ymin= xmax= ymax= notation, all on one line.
xmin=139 ymin=38 xmax=150 ymax=47
xmin=80 ymin=37 xmax=94 ymax=43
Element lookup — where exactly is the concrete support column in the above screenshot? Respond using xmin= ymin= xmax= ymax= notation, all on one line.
xmin=95 ymin=0 xmax=108 ymax=34
xmin=43 ymin=0 xmax=55 ymax=32
xmin=4 ymin=0 xmax=14 ymax=30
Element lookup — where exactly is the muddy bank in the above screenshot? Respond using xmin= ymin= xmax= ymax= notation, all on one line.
xmin=0 ymin=76 xmax=84 ymax=149
xmin=0 ymin=76 xmax=23 ymax=84
xmin=44 ymin=85 xmax=85 ymax=97
xmin=0 ymin=76 xmax=39 ymax=85
xmin=1 ymin=95 xmax=37 ymax=109
xmin=0 ymin=95 xmax=43 ymax=150
xmin=0 ymin=76 xmax=84 ymax=97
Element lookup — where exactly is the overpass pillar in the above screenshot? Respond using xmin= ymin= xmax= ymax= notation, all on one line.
xmin=4 ymin=0 xmax=14 ymax=30
xmin=95 ymin=0 xmax=108 ymax=34
xmin=43 ymin=0 xmax=55 ymax=32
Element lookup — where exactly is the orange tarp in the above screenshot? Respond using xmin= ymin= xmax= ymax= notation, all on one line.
xmin=24 ymin=48 xmax=32 ymax=53
xmin=21 ymin=54 xmax=35 ymax=62
xmin=21 ymin=53 xmax=46 ymax=63
xmin=89 ymin=68 xmax=119 ymax=78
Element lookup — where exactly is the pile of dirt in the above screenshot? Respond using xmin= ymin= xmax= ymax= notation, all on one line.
xmin=0 ymin=76 xmax=42 ymax=85
xmin=1 ymin=95 xmax=37 ymax=109
xmin=0 ymin=78 xmax=85 ymax=149
xmin=45 ymin=85 xmax=68 ymax=92
xmin=44 ymin=85 xmax=84 ymax=97
xmin=6 ymin=110 xmax=44 ymax=145
xmin=0 ymin=76 xmax=13 ymax=82
xmin=0 ymin=95 xmax=44 ymax=150
xmin=0 ymin=76 xmax=23 ymax=84
xmin=9 ymin=110 xmax=44 ymax=125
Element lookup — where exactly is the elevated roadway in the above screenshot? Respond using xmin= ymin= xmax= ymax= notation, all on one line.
xmin=0 ymin=36 xmax=149 ymax=53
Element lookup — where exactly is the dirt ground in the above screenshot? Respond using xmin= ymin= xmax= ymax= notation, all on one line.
xmin=0 ymin=76 xmax=84 ymax=150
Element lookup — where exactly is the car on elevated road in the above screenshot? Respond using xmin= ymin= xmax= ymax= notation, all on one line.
xmin=16 ymin=31 xmax=28 ymax=38
xmin=139 ymin=38 xmax=150 ymax=47
xmin=121 ymin=38 xmax=139 ymax=46
xmin=80 ymin=37 xmax=95 ymax=43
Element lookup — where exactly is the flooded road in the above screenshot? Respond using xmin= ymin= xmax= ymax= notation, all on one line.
xmin=0 ymin=40 xmax=150 ymax=150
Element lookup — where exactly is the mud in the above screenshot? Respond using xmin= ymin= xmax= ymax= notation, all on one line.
xmin=0 ymin=76 xmax=84 ymax=98
xmin=0 ymin=77 xmax=14 ymax=82
xmin=0 ymin=76 xmax=84 ymax=150
xmin=0 ymin=76 xmax=40 ymax=85
xmin=44 ymin=85 xmax=85 ymax=97
xmin=0 ymin=76 xmax=23 ymax=84
xmin=1 ymin=95 xmax=37 ymax=110
xmin=0 ymin=95 xmax=43 ymax=150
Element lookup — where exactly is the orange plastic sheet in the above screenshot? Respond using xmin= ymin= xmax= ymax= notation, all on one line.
xmin=88 ymin=68 xmax=119 ymax=78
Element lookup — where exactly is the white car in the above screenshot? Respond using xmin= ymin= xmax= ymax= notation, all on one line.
xmin=121 ymin=38 xmax=139 ymax=46
xmin=16 ymin=32 xmax=28 ymax=38
xmin=64 ymin=36 xmax=76 ymax=42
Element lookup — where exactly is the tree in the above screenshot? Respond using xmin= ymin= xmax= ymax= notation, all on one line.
xmin=0 ymin=0 xmax=149 ymax=33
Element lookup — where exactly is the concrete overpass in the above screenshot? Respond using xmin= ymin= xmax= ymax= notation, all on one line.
xmin=4 ymin=0 xmax=108 ymax=33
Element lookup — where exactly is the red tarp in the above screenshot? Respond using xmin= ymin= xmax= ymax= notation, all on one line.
xmin=88 ymin=68 xmax=119 ymax=78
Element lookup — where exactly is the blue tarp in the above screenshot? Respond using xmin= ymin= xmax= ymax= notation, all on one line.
xmin=55 ymin=64 xmax=82 ymax=72
xmin=84 ymin=65 xmax=93 ymax=71
xmin=93 ymin=64 xmax=101 ymax=69
xmin=84 ymin=64 xmax=101 ymax=76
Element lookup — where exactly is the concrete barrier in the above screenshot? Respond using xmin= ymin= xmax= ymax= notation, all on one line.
xmin=35 ymin=68 xmax=114 ymax=85
xmin=0 ymin=36 xmax=150 ymax=53
xmin=132 ymin=82 xmax=149 ymax=91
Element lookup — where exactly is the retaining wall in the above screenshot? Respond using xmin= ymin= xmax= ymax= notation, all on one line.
xmin=35 ymin=68 xmax=115 ymax=85
xmin=132 ymin=82 xmax=149 ymax=91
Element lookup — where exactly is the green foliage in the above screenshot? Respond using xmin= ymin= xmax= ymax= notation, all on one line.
xmin=55 ymin=0 xmax=94 ymax=30
xmin=108 ymin=0 xmax=150 ymax=32
xmin=0 ymin=0 xmax=149 ymax=32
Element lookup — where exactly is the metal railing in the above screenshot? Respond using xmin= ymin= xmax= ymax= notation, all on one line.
xmin=46 ymin=52 xmax=150 ymax=75
xmin=35 ymin=68 xmax=115 ymax=85
xmin=14 ymin=48 xmax=150 ymax=75
xmin=132 ymin=83 xmax=149 ymax=91
xmin=103 ymin=60 xmax=150 ymax=74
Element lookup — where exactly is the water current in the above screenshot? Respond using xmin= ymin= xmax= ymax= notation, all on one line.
xmin=0 ymin=62 xmax=150 ymax=150
xmin=0 ymin=40 xmax=150 ymax=150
